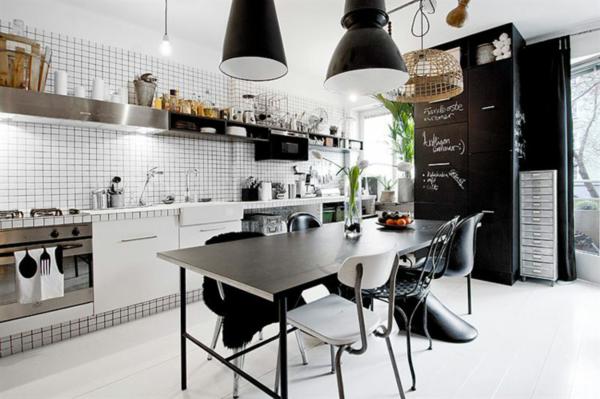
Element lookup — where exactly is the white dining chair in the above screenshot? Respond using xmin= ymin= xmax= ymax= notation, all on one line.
xmin=285 ymin=249 xmax=406 ymax=399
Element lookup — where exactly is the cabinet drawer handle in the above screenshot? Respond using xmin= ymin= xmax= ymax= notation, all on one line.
xmin=532 ymin=269 xmax=542 ymax=274
xmin=532 ymin=218 xmax=541 ymax=222
xmin=532 ymin=255 xmax=542 ymax=260
xmin=532 ymin=210 xmax=541 ymax=214
xmin=532 ymin=233 xmax=542 ymax=237
xmin=198 ymin=227 xmax=226 ymax=232
xmin=482 ymin=210 xmax=495 ymax=214
xmin=481 ymin=105 xmax=496 ymax=110
xmin=121 ymin=235 xmax=158 ymax=243
xmin=428 ymin=162 xmax=450 ymax=167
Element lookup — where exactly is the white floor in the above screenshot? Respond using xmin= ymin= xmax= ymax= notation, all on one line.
xmin=1 ymin=278 xmax=599 ymax=399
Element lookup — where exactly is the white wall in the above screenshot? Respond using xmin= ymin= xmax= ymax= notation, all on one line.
xmin=2 ymin=0 xmax=345 ymax=107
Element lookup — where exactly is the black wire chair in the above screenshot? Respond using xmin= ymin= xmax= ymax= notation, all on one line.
xmin=368 ymin=216 xmax=458 ymax=391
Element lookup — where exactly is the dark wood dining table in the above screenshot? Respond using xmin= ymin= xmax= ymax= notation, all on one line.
xmin=157 ymin=218 xmax=477 ymax=399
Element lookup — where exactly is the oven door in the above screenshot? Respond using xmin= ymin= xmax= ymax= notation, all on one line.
xmin=0 ymin=238 xmax=93 ymax=322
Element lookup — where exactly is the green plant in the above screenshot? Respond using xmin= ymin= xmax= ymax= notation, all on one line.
xmin=312 ymin=151 xmax=368 ymax=233
xmin=378 ymin=176 xmax=397 ymax=191
xmin=375 ymin=94 xmax=415 ymax=164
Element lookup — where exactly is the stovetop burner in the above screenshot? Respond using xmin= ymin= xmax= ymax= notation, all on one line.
xmin=0 ymin=210 xmax=24 ymax=219
xmin=29 ymin=208 xmax=63 ymax=217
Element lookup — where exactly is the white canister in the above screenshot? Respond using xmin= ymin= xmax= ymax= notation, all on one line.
xmin=74 ymin=85 xmax=87 ymax=98
xmin=258 ymin=182 xmax=272 ymax=201
xmin=54 ymin=71 xmax=68 ymax=95
xmin=92 ymin=78 xmax=104 ymax=100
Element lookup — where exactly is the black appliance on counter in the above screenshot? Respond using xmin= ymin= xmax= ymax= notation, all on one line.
xmin=413 ymin=23 xmax=524 ymax=285
xmin=255 ymin=129 xmax=309 ymax=161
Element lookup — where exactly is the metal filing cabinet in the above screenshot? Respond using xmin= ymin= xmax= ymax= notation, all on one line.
xmin=519 ymin=170 xmax=558 ymax=286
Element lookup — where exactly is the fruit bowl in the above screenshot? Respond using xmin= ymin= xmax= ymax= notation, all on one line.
xmin=376 ymin=211 xmax=414 ymax=230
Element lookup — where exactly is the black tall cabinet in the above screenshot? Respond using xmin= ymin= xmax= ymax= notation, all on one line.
xmin=414 ymin=24 xmax=525 ymax=285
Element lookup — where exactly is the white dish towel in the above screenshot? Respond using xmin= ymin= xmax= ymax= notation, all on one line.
xmin=15 ymin=248 xmax=42 ymax=304
xmin=15 ymin=247 xmax=64 ymax=304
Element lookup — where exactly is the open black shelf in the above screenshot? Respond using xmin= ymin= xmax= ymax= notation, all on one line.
xmin=168 ymin=113 xmax=269 ymax=142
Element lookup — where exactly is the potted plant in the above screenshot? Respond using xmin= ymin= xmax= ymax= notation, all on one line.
xmin=312 ymin=151 xmax=368 ymax=238
xmin=375 ymin=94 xmax=415 ymax=202
xmin=377 ymin=176 xmax=397 ymax=203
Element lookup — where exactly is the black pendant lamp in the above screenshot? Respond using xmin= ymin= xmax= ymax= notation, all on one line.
xmin=220 ymin=0 xmax=288 ymax=81
xmin=325 ymin=0 xmax=408 ymax=96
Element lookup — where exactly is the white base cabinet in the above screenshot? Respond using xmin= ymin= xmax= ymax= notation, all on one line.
xmin=92 ymin=216 xmax=179 ymax=314
xmin=179 ymin=220 xmax=242 ymax=291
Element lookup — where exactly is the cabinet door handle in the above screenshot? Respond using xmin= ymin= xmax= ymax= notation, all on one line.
xmin=481 ymin=105 xmax=496 ymax=110
xmin=121 ymin=235 xmax=158 ymax=243
xmin=198 ymin=226 xmax=226 ymax=232
xmin=428 ymin=162 xmax=450 ymax=167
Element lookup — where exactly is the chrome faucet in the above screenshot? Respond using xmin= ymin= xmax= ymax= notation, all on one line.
xmin=138 ymin=167 xmax=164 ymax=206
xmin=185 ymin=167 xmax=200 ymax=202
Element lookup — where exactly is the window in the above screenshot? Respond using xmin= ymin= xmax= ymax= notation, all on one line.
xmin=362 ymin=113 xmax=395 ymax=181
xmin=572 ymin=56 xmax=600 ymax=255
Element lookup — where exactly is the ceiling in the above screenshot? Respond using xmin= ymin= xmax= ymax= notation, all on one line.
xmin=55 ymin=0 xmax=600 ymax=103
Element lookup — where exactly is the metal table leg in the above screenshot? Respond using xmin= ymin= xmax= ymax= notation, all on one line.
xmin=278 ymin=297 xmax=288 ymax=399
xmin=180 ymin=267 xmax=187 ymax=390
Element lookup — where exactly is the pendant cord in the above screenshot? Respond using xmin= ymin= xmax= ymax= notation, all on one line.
xmin=164 ymin=0 xmax=168 ymax=36
xmin=410 ymin=0 xmax=435 ymax=50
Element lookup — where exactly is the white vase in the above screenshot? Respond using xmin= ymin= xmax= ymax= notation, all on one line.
xmin=379 ymin=190 xmax=396 ymax=203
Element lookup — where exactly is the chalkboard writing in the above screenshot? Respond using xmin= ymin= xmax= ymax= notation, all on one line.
xmin=422 ymin=101 xmax=465 ymax=123
xmin=421 ymin=168 xmax=467 ymax=192
xmin=422 ymin=131 xmax=466 ymax=155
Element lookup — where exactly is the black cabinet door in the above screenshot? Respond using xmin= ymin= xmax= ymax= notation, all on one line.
xmin=468 ymin=60 xmax=513 ymax=152
xmin=469 ymin=151 xmax=514 ymax=217
xmin=469 ymin=151 xmax=517 ymax=282
xmin=472 ymin=213 xmax=515 ymax=281
xmin=415 ymin=123 xmax=468 ymax=206
xmin=414 ymin=77 xmax=468 ymax=128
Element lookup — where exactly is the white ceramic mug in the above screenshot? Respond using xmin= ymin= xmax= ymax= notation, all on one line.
xmin=92 ymin=78 xmax=104 ymax=100
xmin=54 ymin=71 xmax=68 ymax=95
xmin=74 ymin=85 xmax=86 ymax=98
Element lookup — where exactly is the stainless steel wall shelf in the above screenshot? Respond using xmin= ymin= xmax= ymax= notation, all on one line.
xmin=0 ymin=86 xmax=168 ymax=133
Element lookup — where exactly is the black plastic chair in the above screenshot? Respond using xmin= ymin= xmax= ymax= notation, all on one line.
xmin=414 ymin=212 xmax=483 ymax=315
xmin=444 ymin=212 xmax=484 ymax=315
xmin=287 ymin=212 xmax=321 ymax=232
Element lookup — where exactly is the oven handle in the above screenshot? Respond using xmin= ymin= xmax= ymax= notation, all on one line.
xmin=0 ymin=243 xmax=84 ymax=258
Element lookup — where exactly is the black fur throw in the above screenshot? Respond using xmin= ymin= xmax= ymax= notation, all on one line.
xmin=202 ymin=231 xmax=305 ymax=350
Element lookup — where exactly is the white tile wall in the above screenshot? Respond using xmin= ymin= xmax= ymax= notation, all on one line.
xmin=0 ymin=21 xmax=349 ymax=211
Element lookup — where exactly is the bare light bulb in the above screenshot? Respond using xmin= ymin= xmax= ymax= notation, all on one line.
xmin=160 ymin=34 xmax=172 ymax=56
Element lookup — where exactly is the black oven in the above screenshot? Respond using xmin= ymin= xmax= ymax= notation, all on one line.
xmin=255 ymin=130 xmax=309 ymax=161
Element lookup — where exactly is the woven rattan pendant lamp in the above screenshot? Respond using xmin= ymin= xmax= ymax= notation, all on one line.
xmin=385 ymin=0 xmax=463 ymax=103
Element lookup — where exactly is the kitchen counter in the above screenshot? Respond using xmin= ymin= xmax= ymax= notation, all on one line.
xmin=0 ymin=196 xmax=377 ymax=230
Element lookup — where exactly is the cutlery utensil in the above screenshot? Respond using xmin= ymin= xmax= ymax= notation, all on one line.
xmin=18 ymin=249 xmax=37 ymax=279
xmin=40 ymin=247 xmax=51 ymax=275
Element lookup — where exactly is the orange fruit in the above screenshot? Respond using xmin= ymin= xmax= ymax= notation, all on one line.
xmin=397 ymin=219 xmax=407 ymax=226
